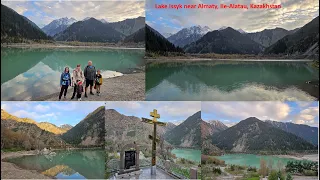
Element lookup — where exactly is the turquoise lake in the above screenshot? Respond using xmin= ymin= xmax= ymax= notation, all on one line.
xmin=215 ymin=154 xmax=311 ymax=169
xmin=171 ymin=148 xmax=201 ymax=163
xmin=6 ymin=149 xmax=105 ymax=179
xmin=146 ymin=61 xmax=319 ymax=101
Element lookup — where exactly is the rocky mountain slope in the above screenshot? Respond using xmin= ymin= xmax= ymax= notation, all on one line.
xmin=61 ymin=106 xmax=105 ymax=146
xmin=1 ymin=109 xmax=69 ymax=134
xmin=201 ymin=120 xmax=228 ymax=138
xmin=109 ymin=16 xmax=145 ymax=36
xmin=42 ymin=17 xmax=77 ymax=37
xmin=184 ymin=27 xmax=264 ymax=54
xmin=1 ymin=4 xmax=50 ymax=43
xmin=1 ymin=119 xmax=65 ymax=149
xmin=247 ymin=28 xmax=291 ymax=47
xmin=168 ymin=25 xmax=211 ymax=48
xmin=54 ymin=18 xmax=124 ymax=42
xmin=265 ymin=120 xmax=318 ymax=146
xmin=265 ymin=16 xmax=319 ymax=57
xmin=164 ymin=111 xmax=202 ymax=148
xmin=123 ymin=27 xmax=145 ymax=43
xmin=212 ymin=117 xmax=317 ymax=152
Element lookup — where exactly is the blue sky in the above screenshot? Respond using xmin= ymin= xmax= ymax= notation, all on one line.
xmin=2 ymin=0 xmax=145 ymax=27
xmin=1 ymin=102 xmax=105 ymax=126
xmin=105 ymin=101 xmax=200 ymax=124
xmin=202 ymin=101 xmax=319 ymax=127
xmin=146 ymin=0 xmax=319 ymax=34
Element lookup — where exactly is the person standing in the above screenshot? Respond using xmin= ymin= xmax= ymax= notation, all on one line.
xmin=71 ymin=64 xmax=84 ymax=100
xmin=59 ymin=67 xmax=71 ymax=101
xmin=95 ymin=69 xmax=103 ymax=96
xmin=84 ymin=60 xmax=96 ymax=98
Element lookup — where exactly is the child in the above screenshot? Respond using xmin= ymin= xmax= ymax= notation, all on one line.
xmin=95 ymin=70 xmax=103 ymax=96
xmin=76 ymin=80 xmax=84 ymax=101
xmin=59 ymin=67 xmax=71 ymax=101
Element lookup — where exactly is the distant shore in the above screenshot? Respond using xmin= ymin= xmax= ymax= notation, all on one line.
xmin=34 ymin=72 xmax=145 ymax=101
xmin=1 ymin=151 xmax=52 ymax=179
xmin=275 ymin=154 xmax=319 ymax=162
xmin=146 ymin=52 xmax=318 ymax=61
xmin=1 ymin=42 xmax=145 ymax=49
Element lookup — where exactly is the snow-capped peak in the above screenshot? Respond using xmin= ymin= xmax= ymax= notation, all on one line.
xmin=100 ymin=19 xmax=108 ymax=23
xmin=237 ymin=28 xmax=246 ymax=34
xmin=43 ymin=17 xmax=77 ymax=29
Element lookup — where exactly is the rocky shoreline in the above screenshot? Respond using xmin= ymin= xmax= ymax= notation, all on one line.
xmin=1 ymin=151 xmax=53 ymax=179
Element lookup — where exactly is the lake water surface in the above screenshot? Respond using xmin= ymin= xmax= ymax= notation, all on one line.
xmin=146 ymin=61 xmax=319 ymax=101
xmin=171 ymin=148 xmax=201 ymax=163
xmin=1 ymin=48 xmax=144 ymax=100
xmin=215 ymin=154 xmax=310 ymax=169
xmin=6 ymin=149 xmax=104 ymax=179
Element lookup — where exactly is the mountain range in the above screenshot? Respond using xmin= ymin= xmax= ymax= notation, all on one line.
xmin=150 ymin=16 xmax=318 ymax=57
xmin=1 ymin=4 xmax=50 ymax=43
xmin=1 ymin=4 xmax=145 ymax=44
xmin=167 ymin=25 xmax=211 ymax=48
xmin=42 ymin=17 xmax=77 ymax=37
xmin=265 ymin=120 xmax=318 ymax=146
xmin=1 ymin=109 xmax=72 ymax=134
xmin=211 ymin=117 xmax=317 ymax=152
xmin=184 ymin=27 xmax=264 ymax=54
xmin=1 ymin=107 xmax=105 ymax=150
xmin=105 ymin=109 xmax=201 ymax=153
xmin=265 ymin=16 xmax=319 ymax=57
xmin=108 ymin=16 xmax=145 ymax=36
xmin=53 ymin=18 xmax=124 ymax=42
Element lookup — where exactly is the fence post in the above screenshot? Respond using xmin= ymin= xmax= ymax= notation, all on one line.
xmin=190 ymin=167 xmax=198 ymax=179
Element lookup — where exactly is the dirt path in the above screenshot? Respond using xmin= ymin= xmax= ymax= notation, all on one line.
xmin=35 ymin=73 xmax=145 ymax=101
xmin=1 ymin=151 xmax=52 ymax=179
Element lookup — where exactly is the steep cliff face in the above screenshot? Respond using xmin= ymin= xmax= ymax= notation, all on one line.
xmin=61 ymin=106 xmax=105 ymax=146
xmin=104 ymin=109 xmax=155 ymax=151
xmin=164 ymin=111 xmax=202 ymax=148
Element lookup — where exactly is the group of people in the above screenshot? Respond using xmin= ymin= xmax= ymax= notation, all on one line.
xmin=59 ymin=61 xmax=103 ymax=101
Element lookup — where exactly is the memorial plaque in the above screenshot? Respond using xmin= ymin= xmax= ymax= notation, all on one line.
xmin=124 ymin=150 xmax=136 ymax=169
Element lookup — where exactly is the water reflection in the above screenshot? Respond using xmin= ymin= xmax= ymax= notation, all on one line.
xmin=7 ymin=150 xmax=105 ymax=179
xmin=146 ymin=61 xmax=319 ymax=101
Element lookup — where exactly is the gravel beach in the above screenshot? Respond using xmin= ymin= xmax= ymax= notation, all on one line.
xmin=35 ymin=73 xmax=145 ymax=101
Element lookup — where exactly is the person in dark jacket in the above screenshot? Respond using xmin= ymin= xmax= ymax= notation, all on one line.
xmin=59 ymin=67 xmax=71 ymax=100
xmin=84 ymin=60 xmax=96 ymax=98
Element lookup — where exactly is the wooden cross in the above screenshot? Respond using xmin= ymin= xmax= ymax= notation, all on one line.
xmin=141 ymin=109 xmax=166 ymax=175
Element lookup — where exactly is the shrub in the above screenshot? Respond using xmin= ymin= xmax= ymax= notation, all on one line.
xmin=212 ymin=167 xmax=222 ymax=175
xmin=248 ymin=166 xmax=257 ymax=172
xmin=303 ymin=170 xmax=317 ymax=176
xmin=268 ymin=170 xmax=278 ymax=180
xmin=286 ymin=173 xmax=293 ymax=180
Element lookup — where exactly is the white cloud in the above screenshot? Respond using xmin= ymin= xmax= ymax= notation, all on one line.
xmin=34 ymin=104 xmax=50 ymax=113
xmin=202 ymin=101 xmax=290 ymax=121
xmin=147 ymin=0 xmax=319 ymax=34
xmin=2 ymin=1 xmax=145 ymax=26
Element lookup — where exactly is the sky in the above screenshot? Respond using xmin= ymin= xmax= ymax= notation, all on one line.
xmin=146 ymin=0 xmax=319 ymax=34
xmin=2 ymin=0 xmax=145 ymax=27
xmin=1 ymin=101 xmax=105 ymax=126
xmin=202 ymin=101 xmax=319 ymax=127
xmin=105 ymin=101 xmax=201 ymax=125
